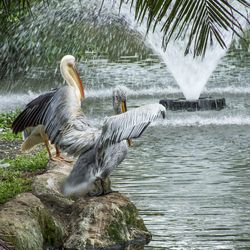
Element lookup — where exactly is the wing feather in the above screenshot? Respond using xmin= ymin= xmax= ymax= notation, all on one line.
xmin=12 ymin=89 xmax=57 ymax=133
xmin=95 ymin=103 xmax=165 ymax=159
xmin=99 ymin=103 xmax=165 ymax=145
xmin=12 ymin=85 xmax=99 ymax=157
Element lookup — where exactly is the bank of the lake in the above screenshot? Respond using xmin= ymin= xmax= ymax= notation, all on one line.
xmin=0 ymin=111 xmax=151 ymax=250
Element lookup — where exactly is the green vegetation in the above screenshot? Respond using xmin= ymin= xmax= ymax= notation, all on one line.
xmin=0 ymin=150 xmax=48 ymax=204
xmin=0 ymin=110 xmax=20 ymax=129
xmin=5 ymin=151 xmax=48 ymax=172
xmin=0 ymin=111 xmax=48 ymax=204
xmin=0 ymin=129 xmax=22 ymax=141
xmin=1 ymin=0 xmax=249 ymax=57
xmin=0 ymin=172 xmax=32 ymax=204
xmin=0 ymin=110 xmax=22 ymax=141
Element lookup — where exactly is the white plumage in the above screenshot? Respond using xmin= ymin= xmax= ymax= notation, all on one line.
xmin=13 ymin=57 xmax=166 ymax=196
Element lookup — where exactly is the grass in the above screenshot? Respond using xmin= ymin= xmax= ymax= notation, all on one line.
xmin=0 ymin=110 xmax=22 ymax=141
xmin=0 ymin=128 xmax=22 ymax=141
xmin=5 ymin=150 xmax=48 ymax=171
xmin=0 ymin=174 xmax=32 ymax=204
xmin=0 ymin=110 xmax=20 ymax=129
xmin=0 ymin=150 xmax=48 ymax=204
xmin=0 ymin=111 xmax=49 ymax=204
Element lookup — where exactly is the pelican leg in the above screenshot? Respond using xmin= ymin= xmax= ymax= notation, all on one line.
xmin=88 ymin=178 xmax=118 ymax=197
xmin=44 ymin=139 xmax=53 ymax=160
xmin=56 ymin=146 xmax=61 ymax=158
xmin=51 ymin=146 xmax=73 ymax=163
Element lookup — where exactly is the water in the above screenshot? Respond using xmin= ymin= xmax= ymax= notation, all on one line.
xmin=1 ymin=0 xmax=250 ymax=248
xmin=2 ymin=45 xmax=250 ymax=249
xmin=116 ymin=1 xmax=249 ymax=100
xmin=115 ymin=125 xmax=250 ymax=249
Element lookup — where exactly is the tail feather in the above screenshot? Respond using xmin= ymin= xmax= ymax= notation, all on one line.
xmin=62 ymin=180 xmax=92 ymax=196
xmin=62 ymin=149 xmax=96 ymax=196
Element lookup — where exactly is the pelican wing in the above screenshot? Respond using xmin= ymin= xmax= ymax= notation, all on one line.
xmin=12 ymin=86 xmax=94 ymax=156
xmin=96 ymin=103 xmax=166 ymax=158
xmin=57 ymin=120 xmax=100 ymax=157
xmin=42 ymin=86 xmax=81 ymax=144
xmin=12 ymin=89 xmax=57 ymax=134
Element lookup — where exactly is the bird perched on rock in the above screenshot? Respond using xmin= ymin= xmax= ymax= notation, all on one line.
xmin=12 ymin=55 xmax=85 ymax=161
xmin=12 ymin=62 xmax=165 ymax=196
xmin=62 ymin=86 xmax=166 ymax=196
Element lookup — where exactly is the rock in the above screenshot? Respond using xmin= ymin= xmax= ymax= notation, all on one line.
xmin=32 ymin=160 xmax=74 ymax=213
xmin=159 ymin=97 xmax=226 ymax=111
xmin=0 ymin=193 xmax=64 ymax=250
xmin=1 ymin=161 xmax=151 ymax=249
xmin=32 ymin=161 xmax=112 ymax=213
xmin=64 ymin=192 xmax=151 ymax=249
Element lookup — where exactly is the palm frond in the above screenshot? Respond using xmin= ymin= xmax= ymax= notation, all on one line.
xmin=124 ymin=0 xmax=250 ymax=57
xmin=0 ymin=0 xmax=48 ymax=18
xmin=0 ymin=0 xmax=31 ymax=15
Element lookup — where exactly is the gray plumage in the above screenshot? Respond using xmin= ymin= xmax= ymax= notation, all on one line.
xmin=62 ymin=94 xmax=166 ymax=196
xmin=12 ymin=55 xmax=85 ymax=160
xmin=13 ymin=69 xmax=166 ymax=196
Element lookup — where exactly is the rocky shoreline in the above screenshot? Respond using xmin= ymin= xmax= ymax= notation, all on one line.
xmin=0 ymin=160 xmax=151 ymax=249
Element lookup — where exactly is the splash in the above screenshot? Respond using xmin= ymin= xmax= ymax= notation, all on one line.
xmin=116 ymin=2 xmax=248 ymax=100
xmin=1 ymin=0 xmax=248 ymax=100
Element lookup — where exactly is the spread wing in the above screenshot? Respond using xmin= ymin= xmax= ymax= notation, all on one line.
xmin=12 ymin=86 xmax=94 ymax=156
xmin=12 ymin=89 xmax=57 ymax=133
xmin=63 ymin=103 xmax=166 ymax=196
xmin=95 ymin=103 xmax=166 ymax=160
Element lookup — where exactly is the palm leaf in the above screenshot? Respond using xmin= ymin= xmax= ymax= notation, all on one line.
xmin=0 ymin=0 xmax=48 ymax=17
xmin=1 ymin=0 xmax=30 ymax=14
xmin=124 ymin=0 xmax=250 ymax=57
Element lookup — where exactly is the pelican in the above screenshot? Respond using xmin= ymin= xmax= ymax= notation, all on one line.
xmin=62 ymin=86 xmax=166 ymax=196
xmin=12 ymin=55 xmax=85 ymax=161
xmin=12 ymin=65 xmax=166 ymax=196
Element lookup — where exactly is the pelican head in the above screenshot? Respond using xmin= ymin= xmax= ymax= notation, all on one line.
xmin=60 ymin=55 xmax=85 ymax=101
xmin=113 ymin=86 xmax=132 ymax=146
xmin=113 ymin=86 xmax=128 ymax=115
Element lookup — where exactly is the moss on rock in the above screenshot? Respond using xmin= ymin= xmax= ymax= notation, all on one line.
xmin=65 ymin=192 xmax=151 ymax=249
xmin=0 ymin=193 xmax=64 ymax=250
xmin=36 ymin=207 xmax=64 ymax=248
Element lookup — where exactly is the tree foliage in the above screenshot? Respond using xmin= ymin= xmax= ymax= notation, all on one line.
xmin=0 ymin=0 xmax=249 ymax=57
xmin=0 ymin=0 xmax=31 ymax=16
xmin=121 ymin=0 xmax=250 ymax=57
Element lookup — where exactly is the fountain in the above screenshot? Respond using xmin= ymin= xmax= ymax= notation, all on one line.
xmin=116 ymin=2 xmax=248 ymax=111
xmin=0 ymin=0 xmax=248 ymax=111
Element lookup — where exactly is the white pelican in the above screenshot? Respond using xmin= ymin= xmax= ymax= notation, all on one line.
xmin=62 ymin=86 xmax=166 ymax=196
xmin=12 ymin=71 xmax=166 ymax=196
xmin=12 ymin=55 xmax=84 ymax=161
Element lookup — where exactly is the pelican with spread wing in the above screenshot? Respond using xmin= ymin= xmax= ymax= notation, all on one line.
xmin=13 ymin=75 xmax=165 ymax=196
xmin=12 ymin=55 xmax=85 ymax=161
xmin=62 ymin=87 xmax=166 ymax=196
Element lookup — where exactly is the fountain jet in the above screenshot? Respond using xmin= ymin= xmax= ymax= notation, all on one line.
xmin=117 ymin=2 xmax=248 ymax=102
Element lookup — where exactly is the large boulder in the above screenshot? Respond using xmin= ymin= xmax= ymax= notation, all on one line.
xmin=65 ymin=192 xmax=151 ymax=249
xmin=0 ymin=192 xmax=64 ymax=250
xmin=0 ymin=161 xmax=151 ymax=249
xmin=32 ymin=160 xmax=74 ymax=213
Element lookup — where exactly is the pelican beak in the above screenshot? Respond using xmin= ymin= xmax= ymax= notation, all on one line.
xmin=121 ymin=100 xmax=132 ymax=147
xmin=72 ymin=65 xmax=85 ymax=100
xmin=121 ymin=100 xmax=127 ymax=113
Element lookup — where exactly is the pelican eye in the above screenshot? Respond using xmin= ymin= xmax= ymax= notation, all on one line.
xmin=67 ymin=61 xmax=75 ymax=67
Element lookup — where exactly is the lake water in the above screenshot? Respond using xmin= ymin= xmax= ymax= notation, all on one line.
xmin=0 ymin=41 xmax=250 ymax=249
